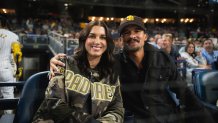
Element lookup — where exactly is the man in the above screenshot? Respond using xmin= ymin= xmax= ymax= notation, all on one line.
xmin=156 ymin=38 xmax=163 ymax=49
xmin=161 ymin=33 xmax=181 ymax=61
xmin=201 ymin=38 xmax=218 ymax=65
xmin=0 ymin=17 xmax=22 ymax=114
xmin=50 ymin=15 xmax=215 ymax=123
xmin=112 ymin=32 xmax=124 ymax=54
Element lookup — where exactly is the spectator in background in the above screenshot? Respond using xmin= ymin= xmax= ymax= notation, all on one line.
xmin=162 ymin=33 xmax=181 ymax=61
xmin=148 ymin=35 xmax=155 ymax=45
xmin=180 ymin=42 xmax=210 ymax=84
xmin=148 ymin=35 xmax=159 ymax=48
xmin=195 ymin=47 xmax=207 ymax=65
xmin=112 ymin=32 xmax=123 ymax=54
xmin=179 ymin=38 xmax=202 ymax=55
xmin=178 ymin=38 xmax=188 ymax=54
xmin=154 ymin=33 xmax=162 ymax=42
xmin=194 ymin=39 xmax=203 ymax=51
xmin=156 ymin=38 xmax=163 ymax=49
xmin=201 ymin=38 xmax=218 ymax=65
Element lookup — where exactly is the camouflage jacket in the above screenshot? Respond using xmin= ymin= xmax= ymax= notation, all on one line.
xmin=33 ymin=56 xmax=124 ymax=123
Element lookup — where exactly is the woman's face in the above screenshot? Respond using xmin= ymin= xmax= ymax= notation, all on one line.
xmin=85 ymin=25 xmax=107 ymax=58
xmin=187 ymin=44 xmax=195 ymax=54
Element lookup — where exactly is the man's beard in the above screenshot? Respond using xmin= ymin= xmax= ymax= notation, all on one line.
xmin=124 ymin=38 xmax=143 ymax=52
xmin=124 ymin=44 xmax=143 ymax=52
xmin=205 ymin=47 xmax=213 ymax=53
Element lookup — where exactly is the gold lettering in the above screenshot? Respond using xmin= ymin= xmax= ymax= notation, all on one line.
xmin=79 ymin=77 xmax=90 ymax=94
xmin=91 ymin=83 xmax=95 ymax=99
xmin=64 ymin=70 xmax=117 ymax=101
xmin=94 ymin=83 xmax=104 ymax=100
xmin=65 ymin=70 xmax=74 ymax=86
xmin=111 ymin=86 xmax=116 ymax=94
xmin=104 ymin=85 xmax=113 ymax=101
xmin=67 ymin=74 xmax=82 ymax=91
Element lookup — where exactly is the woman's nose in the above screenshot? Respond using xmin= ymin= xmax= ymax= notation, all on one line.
xmin=94 ymin=37 xmax=100 ymax=43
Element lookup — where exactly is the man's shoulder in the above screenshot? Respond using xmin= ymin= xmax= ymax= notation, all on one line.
xmin=144 ymin=42 xmax=160 ymax=52
xmin=144 ymin=43 xmax=169 ymax=57
xmin=0 ymin=29 xmax=19 ymax=40
xmin=214 ymin=50 xmax=218 ymax=54
xmin=0 ymin=29 xmax=17 ymax=35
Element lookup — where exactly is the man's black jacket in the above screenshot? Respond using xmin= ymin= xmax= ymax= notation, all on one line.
xmin=114 ymin=43 xmax=215 ymax=123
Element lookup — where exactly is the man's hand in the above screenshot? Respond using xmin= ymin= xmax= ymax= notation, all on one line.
xmin=50 ymin=53 xmax=66 ymax=77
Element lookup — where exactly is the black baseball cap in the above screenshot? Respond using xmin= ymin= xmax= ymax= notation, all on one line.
xmin=118 ymin=15 xmax=146 ymax=35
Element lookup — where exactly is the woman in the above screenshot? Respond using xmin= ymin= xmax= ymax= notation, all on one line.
xmin=33 ymin=21 xmax=124 ymax=123
xmin=180 ymin=42 xmax=208 ymax=68
xmin=180 ymin=42 xmax=210 ymax=84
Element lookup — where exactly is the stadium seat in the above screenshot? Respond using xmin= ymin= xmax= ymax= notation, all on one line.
xmin=194 ymin=70 xmax=218 ymax=104
xmin=0 ymin=81 xmax=25 ymax=123
xmin=193 ymin=70 xmax=218 ymax=122
xmin=13 ymin=71 xmax=49 ymax=123
xmin=0 ymin=82 xmax=25 ymax=110
xmin=212 ymin=60 xmax=218 ymax=70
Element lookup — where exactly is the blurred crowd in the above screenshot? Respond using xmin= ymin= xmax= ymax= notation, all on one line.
xmin=5 ymin=17 xmax=218 ymax=85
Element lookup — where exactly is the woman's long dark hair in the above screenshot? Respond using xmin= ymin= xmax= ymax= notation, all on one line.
xmin=185 ymin=42 xmax=196 ymax=58
xmin=74 ymin=20 xmax=115 ymax=82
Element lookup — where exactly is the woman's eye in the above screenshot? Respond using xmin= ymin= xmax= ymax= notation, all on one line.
xmin=88 ymin=35 xmax=95 ymax=39
xmin=100 ymin=36 xmax=106 ymax=40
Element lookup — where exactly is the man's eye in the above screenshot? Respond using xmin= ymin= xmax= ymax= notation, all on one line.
xmin=123 ymin=32 xmax=130 ymax=36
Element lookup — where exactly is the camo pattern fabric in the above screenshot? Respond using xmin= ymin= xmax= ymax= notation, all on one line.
xmin=33 ymin=56 xmax=124 ymax=123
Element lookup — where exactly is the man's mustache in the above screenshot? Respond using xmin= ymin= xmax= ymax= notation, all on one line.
xmin=126 ymin=38 xmax=140 ymax=43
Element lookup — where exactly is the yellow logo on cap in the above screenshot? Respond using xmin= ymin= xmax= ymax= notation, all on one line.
xmin=126 ymin=15 xmax=134 ymax=21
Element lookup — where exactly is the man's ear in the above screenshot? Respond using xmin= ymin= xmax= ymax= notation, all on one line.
xmin=144 ymin=33 xmax=148 ymax=42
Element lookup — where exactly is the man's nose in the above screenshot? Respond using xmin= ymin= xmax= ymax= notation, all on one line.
xmin=129 ymin=32 xmax=137 ymax=38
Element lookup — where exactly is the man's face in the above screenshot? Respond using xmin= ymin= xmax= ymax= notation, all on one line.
xmin=194 ymin=40 xmax=202 ymax=47
xmin=121 ymin=25 xmax=147 ymax=52
xmin=113 ymin=37 xmax=123 ymax=49
xmin=203 ymin=39 xmax=214 ymax=53
xmin=162 ymin=37 xmax=172 ymax=49
xmin=156 ymin=38 xmax=163 ymax=48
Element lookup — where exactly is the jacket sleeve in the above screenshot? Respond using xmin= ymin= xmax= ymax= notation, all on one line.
xmin=180 ymin=52 xmax=199 ymax=68
xmin=32 ymin=75 xmax=70 ymax=123
xmin=96 ymin=78 xmax=124 ymax=123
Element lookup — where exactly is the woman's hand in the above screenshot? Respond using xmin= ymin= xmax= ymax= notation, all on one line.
xmin=50 ymin=53 xmax=66 ymax=78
